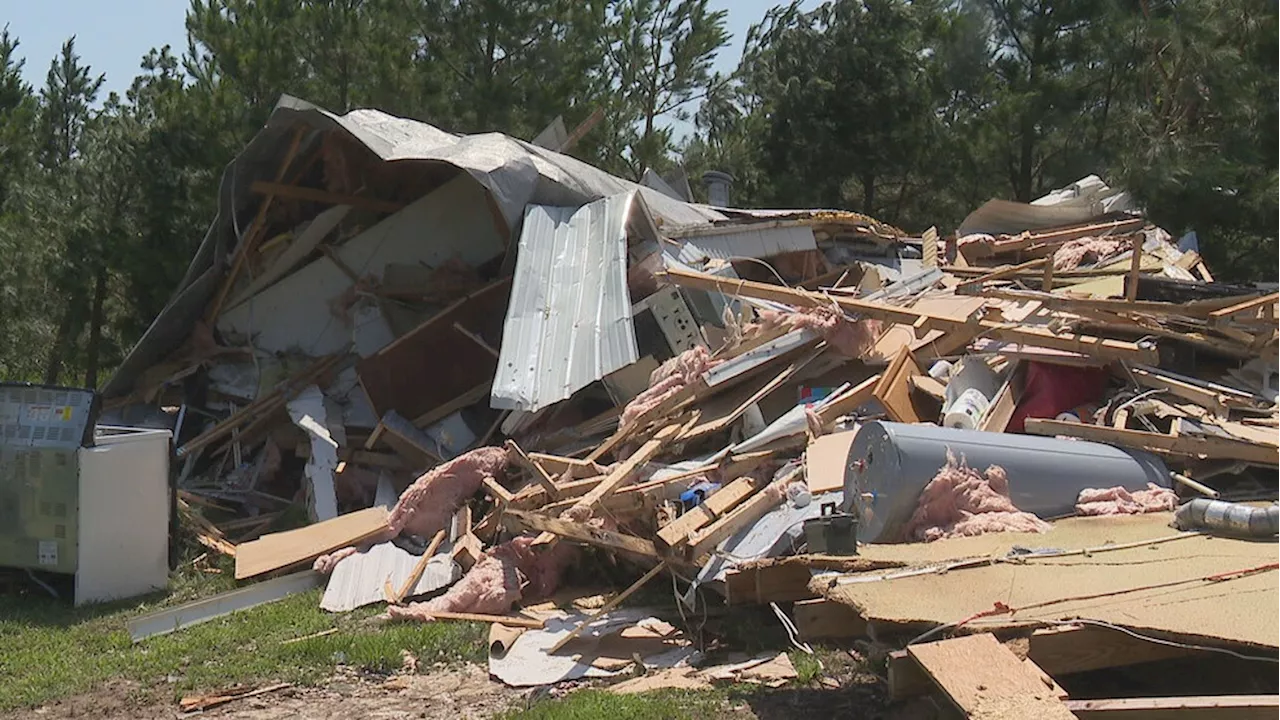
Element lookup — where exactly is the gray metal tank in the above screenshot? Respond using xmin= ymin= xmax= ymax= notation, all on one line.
xmin=842 ymin=421 xmax=1170 ymax=543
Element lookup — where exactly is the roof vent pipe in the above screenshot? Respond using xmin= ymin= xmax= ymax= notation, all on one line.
xmin=701 ymin=170 xmax=734 ymax=207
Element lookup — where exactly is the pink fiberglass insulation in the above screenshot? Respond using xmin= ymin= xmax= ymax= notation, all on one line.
xmin=313 ymin=545 xmax=360 ymax=574
xmin=902 ymin=451 xmax=1051 ymax=542
xmin=619 ymin=345 xmax=718 ymax=426
xmin=388 ymin=446 xmax=510 ymax=538
xmin=1076 ymin=483 xmax=1177 ymax=516
xmin=760 ymin=306 xmax=882 ymax=358
xmin=1052 ymin=237 xmax=1129 ymax=270
xmin=386 ymin=536 xmax=576 ymax=620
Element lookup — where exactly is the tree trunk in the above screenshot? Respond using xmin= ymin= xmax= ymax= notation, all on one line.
xmin=84 ymin=262 xmax=108 ymax=390
xmin=43 ymin=296 xmax=84 ymax=386
xmin=862 ymin=173 xmax=876 ymax=215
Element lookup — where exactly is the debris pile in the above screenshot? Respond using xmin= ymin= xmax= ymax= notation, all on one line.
xmin=111 ymin=102 xmax=1277 ymax=709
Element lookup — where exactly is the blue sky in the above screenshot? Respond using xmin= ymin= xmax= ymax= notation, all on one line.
xmin=8 ymin=0 xmax=817 ymax=103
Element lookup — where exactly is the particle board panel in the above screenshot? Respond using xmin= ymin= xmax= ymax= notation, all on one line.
xmin=1065 ymin=695 xmax=1279 ymax=719
xmin=906 ymin=634 xmax=1076 ymax=719
xmin=804 ymin=430 xmax=857 ymax=495
xmin=818 ymin=513 xmax=1279 ymax=651
xmin=235 ymin=506 xmax=391 ymax=580
xmin=358 ymin=277 xmax=512 ymax=421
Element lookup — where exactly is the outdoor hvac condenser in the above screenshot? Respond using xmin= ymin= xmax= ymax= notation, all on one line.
xmin=0 ymin=383 xmax=171 ymax=605
xmin=842 ymin=421 xmax=1171 ymax=544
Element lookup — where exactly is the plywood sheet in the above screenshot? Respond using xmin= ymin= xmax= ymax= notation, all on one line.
xmin=235 ymin=506 xmax=390 ymax=580
xmin=908 ymin=634 xmax=1075 ymax=719
xmin=819 ymin=513 xmax=1279 ymax=650
xmin=805 ymin=430 xmax=856 ymax=494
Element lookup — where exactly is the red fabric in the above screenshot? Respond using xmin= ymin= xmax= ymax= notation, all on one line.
xmin=1008 ymin=361 xmax=1110 ymax=433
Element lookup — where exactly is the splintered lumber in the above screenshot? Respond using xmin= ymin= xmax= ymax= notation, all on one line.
xmin=956 ymin=257 xmax=1049 ymax=294
xmin=1023 ymin=419 xmax=1279 ymax=465
xmin=528 ymin=453 xmax=606 ymax=479
xmin=206 ymin=127 xmax=306 ymax=322
xmin=570 ymin=423 xmax=682 ymax=515
xmin=1026 ymin=624 xmax=1203 ymax=676
xmin=506 ymin=440 xmax=560 ymax=499
xmin=1209 ymin=292 xmax=1280 ymax=321
xmin=481 ymin=475 xmax=516 ymax=505
xmin=684 ymin=467 xmax=801 ymax=561
xmin=419 ymin=611 xmax=545 ymax=629
xmin=1123 ymin=366 xmax=1233 ymax=415
xmin=872 ymin=347 xmax=923 ymax=423
xmin=662 ymin=267 xmax=1159 ymax=364
xmin=547 ymin=561 xmax=668 ymax=654
xmin=502 ymin=509 xmax=659 ymax=558
xmin=656 ymin=475 xmax=765 ymax=550
xmin=1065 ymin=695 xmax=1279 ymax=719
xmin=390 ymin=529 xmax=446 ymax=604
xmin=234 ymin=506 xmax=390 ymax=580
xmin=905 ymin=634 xmax=1076 ymax=719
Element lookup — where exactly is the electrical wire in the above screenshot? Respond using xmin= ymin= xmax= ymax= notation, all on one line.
xmin=770 ymin=601 xmax=816 ymax=656
xmin=1031 ymin=618 xmax=1280 ymax=664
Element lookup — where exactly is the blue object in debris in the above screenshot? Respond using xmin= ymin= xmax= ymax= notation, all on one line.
xmin=679 ymin=481 xmax=721 ymax=513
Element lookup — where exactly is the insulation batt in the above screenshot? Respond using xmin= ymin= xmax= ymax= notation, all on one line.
xmin=1075 ymin=483 xmax=1177 ymax=516
xmin=1052 ymin=237 xmax=1128 ymax=270
xmin=386 ymin=535 xmax=576 ymax=620
xmin=313 ymin=446 xmax=510 ymax=572
xmin=758 ymin=307 xmax=882 ymax=358
xmin=901 ymin=451 xmax=1051 ymax=542
xmin=619 ymin=345 xmax=719 ymax=426
xmin=388 ymin=446 xmax=510 ymax=538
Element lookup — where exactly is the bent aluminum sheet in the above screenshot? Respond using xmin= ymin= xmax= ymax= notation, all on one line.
xmin=491 ymin=193 xmax=640 ymax=412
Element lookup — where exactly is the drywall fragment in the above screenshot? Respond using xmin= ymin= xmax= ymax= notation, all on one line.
xmin=287 ymin=384 xmax=340 ymax=522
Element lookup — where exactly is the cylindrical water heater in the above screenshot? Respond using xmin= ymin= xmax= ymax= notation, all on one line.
xmin=842 ymin=421 xmax=1170 ymax=543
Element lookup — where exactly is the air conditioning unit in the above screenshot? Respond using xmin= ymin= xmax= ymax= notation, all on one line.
xmin=0 ymin=384 xmax=170 ymax=605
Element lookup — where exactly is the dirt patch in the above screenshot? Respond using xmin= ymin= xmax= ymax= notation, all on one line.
xmin=6 ymin=665 xmax=523 ymax=720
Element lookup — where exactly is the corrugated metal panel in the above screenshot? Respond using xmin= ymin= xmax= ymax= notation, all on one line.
xmin=676 ymin=225 xmax=817 ymax=262
xmin=491 ymin=193 xmax=640 ymax=412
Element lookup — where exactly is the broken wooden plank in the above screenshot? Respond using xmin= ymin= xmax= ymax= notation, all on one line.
xmin=656 ymin=475 xmax=765 ymax=550
xmin=548 ymin=561 xmax=668 ymax=654
xmin=906 ymin=633 xmax=1076 ymax=719
xmin=1064 ymin=695 xmax=1278 ymax=719
xmin=1209 ymin=292 xmax=1280 ymax=321
xmin=390 ymin=529 xmax=446 ymax=604
xmin=506 ymin=440 xmax=560 ymax=499
xmin=503 ymin=509 xmax=659 ymax=558
xmin=662 ymin=267 xmax=1158 ymax=364
xmin=1023 ymin=419 xmax=1278 ymax=465
xmin=417 ymin=610 xmax=545 ymax=629
xmin=872 ymin=346 xmax=922 ymax=423
xmin=234 ymin=507 xmax=390 ymax=580
xmin=814 ymin=374 xmax=881 ymax=428
xmin=570 ymin=423 xmax=682 ymax=516
xmin=249 ymin=179 xmax=405 ymax=215
xmin=684 ymin=467 xmax=800 ymax=561
xmin=1026 ymin=624 xmax=1203 ymax=676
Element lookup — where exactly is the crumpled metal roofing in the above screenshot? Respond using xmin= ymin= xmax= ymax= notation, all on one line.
xmin=490 ymin=192 xmax=642 ymax=412
xmin=104 ymin=95 xmax=724 ymax=398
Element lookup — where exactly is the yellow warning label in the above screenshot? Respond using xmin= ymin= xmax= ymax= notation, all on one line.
xmin=61 ymin=406 xmax=72 ymax=421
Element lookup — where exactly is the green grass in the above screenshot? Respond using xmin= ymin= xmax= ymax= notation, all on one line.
xmin=502 ymin=689 xmax=736 ymax=720
xmin=0 ymin=553 xmax=485 ymax=711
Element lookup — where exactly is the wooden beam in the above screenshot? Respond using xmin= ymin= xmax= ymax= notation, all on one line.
xmin=505 ymin=440 xmax=561 ymax=499
xmin=905 ymin=634 xmax=1076 ymax=718
xmin=655 ymin=475 xmax=764 ymax=550
xmin=206 ymin=127 xmax=306 ymax=322
xmin=547 ymin=561 xmax=667 ymax=654
xmin=570 ymin=423 xmax=682 ymax=516
xmin=1209 ymin=292 xmax=1279 ymax=321
xmin=249 ymin=180 xmax=405 ymax=215
xmin=1123 ymin=366 xmax=1231 ymax=416
xmin=1065 ymin=695 xmax=1278 ymax=719
xmin=503 ymin=509 xmax=659 ymax=558
xmin=1126 ymin=235 xmax=1143 ymax=303
xmin=956 ymin=256 xmax=1049 ymax=294
xmin=684 ymin=467 xmax=800 ymax=561
xmin=412 ymin=381 xmax=492 ymax=428
xmin=661 ymin=267 xmax=1158 ymax=364
xmin=814 ymin=373 xmax=881 ymax=427
xmin=1023 ymin=418 xmax=1278 ymax=465
xmin=416 ymin=611 xmax=545 ymax=629
xmin=1027 ymin=624 xmax=1202 ymax=676
xmin=390 ymin=529 xmax=446 ymax=604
